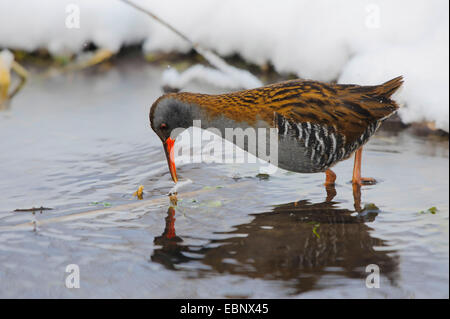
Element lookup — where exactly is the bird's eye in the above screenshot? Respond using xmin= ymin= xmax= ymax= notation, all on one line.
xmin=160 ymin=123 xmax=168 ymax=130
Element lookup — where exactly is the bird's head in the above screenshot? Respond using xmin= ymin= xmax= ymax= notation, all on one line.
xmin=149 ymin=94 xmax=195 ymax=183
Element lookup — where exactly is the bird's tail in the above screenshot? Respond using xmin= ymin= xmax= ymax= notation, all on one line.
xmin=357 ymin=76 xmax=404 ymax=121
xmin=375 ymin=76 xmax=404 ymax=99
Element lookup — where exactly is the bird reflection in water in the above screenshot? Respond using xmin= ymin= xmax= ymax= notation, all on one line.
xmin=151 ymin=184 xmax=399 ymax=293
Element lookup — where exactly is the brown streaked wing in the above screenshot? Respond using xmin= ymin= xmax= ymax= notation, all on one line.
xmin=172 ymin=79 xmax=400 ymax=144
xmin=261 ymin=80 xmax=400 ymax=144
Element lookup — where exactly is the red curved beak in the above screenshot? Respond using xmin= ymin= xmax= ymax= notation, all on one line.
xmin=164 ymin=137 xmax=178 ymax=183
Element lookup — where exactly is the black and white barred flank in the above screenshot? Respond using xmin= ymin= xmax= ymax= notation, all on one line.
xmin=276 ymin=113 xmax=382 ymax=170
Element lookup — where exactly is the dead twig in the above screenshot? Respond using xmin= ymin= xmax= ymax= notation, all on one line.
xmin=14 ymin=206 xmax=52 ymax=212
xmin=8 ymin=61 xmax=28 ymax=100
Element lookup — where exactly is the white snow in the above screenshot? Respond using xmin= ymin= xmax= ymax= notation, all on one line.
xmin=162 ymin=64 xmax=262 ymax=90
xmin=162 ymin=47 xmax=263 ymax=90
xmin=0 ymin=0 xmax=448 ymax=131
xmin=0 ymin=50 xmax=14 ymax=71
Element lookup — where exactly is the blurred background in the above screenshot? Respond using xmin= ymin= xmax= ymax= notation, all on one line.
xmin=0 ymin=0 xmax=448 ymax=298
xmin=1 ymin=0 xmax=449 ymax=130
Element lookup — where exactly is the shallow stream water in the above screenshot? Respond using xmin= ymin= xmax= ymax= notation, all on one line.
xmin=0 ymin=60 xmax=448 ymax=298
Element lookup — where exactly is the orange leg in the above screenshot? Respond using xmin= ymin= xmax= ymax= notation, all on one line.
xmin=324 ymin=169 xmax=336 ymax=186
xmin=352 ymin=147 xmax=376 ymax=185
xmin=324 ymin=169 xmax=337 ymax=202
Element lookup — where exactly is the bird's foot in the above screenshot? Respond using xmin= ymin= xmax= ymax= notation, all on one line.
xmin=352 ymin=177 xmax=377 ymax=186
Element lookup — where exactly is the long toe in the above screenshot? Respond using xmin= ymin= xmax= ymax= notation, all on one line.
xmin=361 ymin=177 xmax=377 ymax=185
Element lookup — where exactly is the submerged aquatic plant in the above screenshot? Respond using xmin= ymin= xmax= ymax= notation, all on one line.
xmin=307 ymin=221 xmax=321 ymax=239
xmin=89 ymin=201 xmax=112 ymax=207
xmin=419 ymin=206 xmax=438 ymax=215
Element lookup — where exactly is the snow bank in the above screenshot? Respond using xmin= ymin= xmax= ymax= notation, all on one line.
xmin=0 ymin=0 xmax=151 ymax=54
xmin=162 ymin=48 xmax=263 ymax=90
xmin=0 ymin=0 xmax=448 ymax=131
